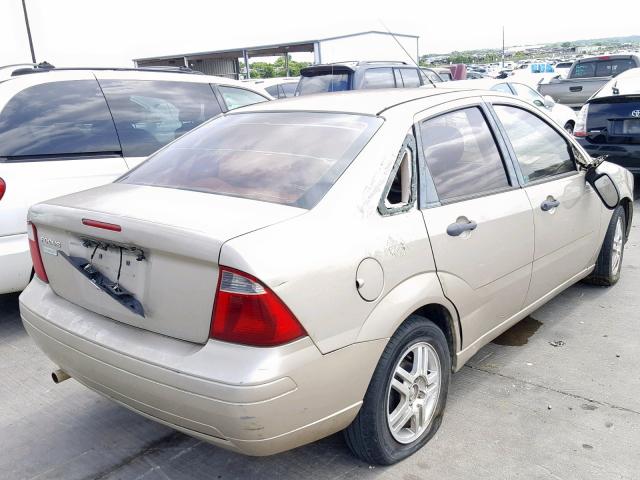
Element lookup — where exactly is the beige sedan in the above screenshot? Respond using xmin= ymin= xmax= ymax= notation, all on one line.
xmin=20 ymin=88 xmax=634 ymax=465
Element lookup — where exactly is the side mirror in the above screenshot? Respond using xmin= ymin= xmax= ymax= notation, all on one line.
xmin=586 ymin=169 xmax=620 ymax=210
xmin=544 ymin=95 xmax=556 ymax=108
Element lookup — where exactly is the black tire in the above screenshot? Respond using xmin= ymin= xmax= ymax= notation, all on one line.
xmin=584 ymin=205 xmax=626 ymax=286
xmin=344 ymin=315 xmax=451 ymax=465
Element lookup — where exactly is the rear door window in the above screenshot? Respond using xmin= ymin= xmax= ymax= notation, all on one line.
xmin=572 ymin=62 xmax=596 ymax=78
xmin=363 ymin=68 xmax=396 ymax=89
xmin=420 ymin=107 xmax=510 ymax=201
xmin=99 ymin=80 xmax=222 ymax=157
xmin=0 ymin=80 xmax=120 ymax=158
xmin=494 ymin=105 xmax=575 ymax=183
xmin=398 ymin=68 xmax=421 ymax=88
xmin=217 ymin=85 xmax=268 ymax=110
xmin=120 ymin=112 xmax=382 ymax=208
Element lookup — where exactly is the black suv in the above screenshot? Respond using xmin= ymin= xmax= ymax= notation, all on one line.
xmin=296 ymin=61 xmax=432 ymax=95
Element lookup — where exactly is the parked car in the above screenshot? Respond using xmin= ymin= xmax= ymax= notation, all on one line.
xmin=296 ymin=61 xmax=432 ymax=95
xmin=251 ymin=77 xmax=299 ymax=99
xmin=494 ymin=68 xmax=514 ymax=79
xmin=20 ymin=88 xmax=633 ymax=465
xmin=554 ymin=61 xmax=574 ymax=79
xmin=538 ymin=55 xmax=640 ymax=108
xmin=574 ymin=67 xmax=640 ymax=174
xmin=437 ymin=78 xmax=577 ymax=132
xmin=0 ymin=66 xmax=270 ymax=294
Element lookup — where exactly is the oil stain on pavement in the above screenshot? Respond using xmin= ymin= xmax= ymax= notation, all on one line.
xmin=491 ymin=316 xmax=543 ymax=346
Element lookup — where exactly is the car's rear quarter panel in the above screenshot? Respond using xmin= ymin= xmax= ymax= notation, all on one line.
xmin=219 ymin=116 xmax=448 ymax=354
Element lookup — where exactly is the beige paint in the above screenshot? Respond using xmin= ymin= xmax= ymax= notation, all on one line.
xmin=20 ymin=88 xmax=634 ymax=456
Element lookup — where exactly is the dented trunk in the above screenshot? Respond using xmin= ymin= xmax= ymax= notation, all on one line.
xmin=28 ymin=183 xmax=304 ymax=343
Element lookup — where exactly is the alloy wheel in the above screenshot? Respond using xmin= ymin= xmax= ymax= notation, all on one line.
xmin=386 ymin=341 xmax=441 ymax=444
xmin=611 ymin=216 xmax=624 ymax=276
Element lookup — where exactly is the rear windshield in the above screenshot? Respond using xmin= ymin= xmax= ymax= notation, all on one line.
xmin=297 ymin=72 xmax=351 ymax=95
xmin=573 ymin=59 xmax=637 ymax=78
xmin=119 ymin=112 xmax=382 ymax=208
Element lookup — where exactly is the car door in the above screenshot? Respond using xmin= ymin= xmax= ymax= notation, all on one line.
xmin=97 ymin=76 xmax=224 ymax=169
xmin=417 ymin=99 xmax=534 ymax=350
xmin=490 ymin=98 xmax=601 ymax=305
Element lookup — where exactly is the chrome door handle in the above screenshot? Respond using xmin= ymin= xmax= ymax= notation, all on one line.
xmin=541 ymin=198 xmax=560 ymax=211
xmin=446 ymin=219 xmax=477 ymax=237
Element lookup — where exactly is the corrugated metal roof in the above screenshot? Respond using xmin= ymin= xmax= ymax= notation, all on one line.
xmin=133 ymin=31 xmax=418 ymax=62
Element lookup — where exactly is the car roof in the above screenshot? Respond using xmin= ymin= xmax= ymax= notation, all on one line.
xmin=301 ymin=61 xmax=411 ymax=74
xmin=575 ymin=54 xmax=639 ymax=63
xmin=0 ymin=67 xmax=255 ymax=88
xmin=434 ymin=78 xmax=504 ymax=90
xmin=594 ymin=67 xmax=640 ymax=99
xmin=0 ymin=67 xmax=272 ymax=98
xmin=233 ymin=86 xmax=485 ymax=116
xmin=250 ymin=77 xmax=300 ymax=87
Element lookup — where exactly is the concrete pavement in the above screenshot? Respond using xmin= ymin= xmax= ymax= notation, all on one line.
xmin=1 ymin=198 xmax=638 ymax=480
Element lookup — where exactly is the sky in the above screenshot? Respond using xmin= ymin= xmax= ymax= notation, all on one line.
xmin=1 ymin=0 xmax=639 ymax=67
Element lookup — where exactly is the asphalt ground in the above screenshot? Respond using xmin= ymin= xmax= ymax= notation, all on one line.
xmin=1 ymin=193 xmax=638 ymax=480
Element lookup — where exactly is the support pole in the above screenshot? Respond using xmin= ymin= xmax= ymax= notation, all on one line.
xmin=243 ymin=50 xmax=250 ymax=79
xmin=502 ymin=26 xmax=505 ymax=68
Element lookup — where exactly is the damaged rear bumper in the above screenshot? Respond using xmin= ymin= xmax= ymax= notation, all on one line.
xmin=19 ymin=279 xmax=385 ymax=455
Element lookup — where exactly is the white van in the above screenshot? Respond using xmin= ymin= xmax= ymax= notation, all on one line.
xmin=0 ymin=66 xmax=270 ymax=294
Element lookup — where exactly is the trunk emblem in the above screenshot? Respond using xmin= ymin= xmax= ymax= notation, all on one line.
xmin=632 ymin=110 xmax=640 ymax=118
xmin=40 ymin=236 xmax=61 ymax=249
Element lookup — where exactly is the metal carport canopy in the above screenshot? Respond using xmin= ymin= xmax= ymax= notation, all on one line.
xmin=132 ymin=31 xmax=419 ymax=78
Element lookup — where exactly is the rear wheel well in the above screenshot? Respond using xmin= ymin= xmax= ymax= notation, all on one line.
xmin=409 ymin=304 xmax=457 ymax=370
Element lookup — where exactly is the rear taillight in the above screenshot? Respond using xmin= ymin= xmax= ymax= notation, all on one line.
xmin=27 ymin=222 xmax=48 ymax=283
xmin=573 ymin=103 xmax=590 ymax=137
xmin=0 ymin=178 xmax=5 ymax=201
xmin=211 ymin=267 xmax=307 ymax=347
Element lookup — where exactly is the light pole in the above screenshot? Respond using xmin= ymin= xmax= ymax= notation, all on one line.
xmin=502 ymin=26 xmax=505 ymax=68
xmin=21 ymin=0 xmax=36 ymax=63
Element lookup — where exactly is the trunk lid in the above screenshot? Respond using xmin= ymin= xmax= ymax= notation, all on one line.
xmin=587 ymin=96 xmax=640 ymax=145
xmin=30 ymin=183 xmax=305 ymax=343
